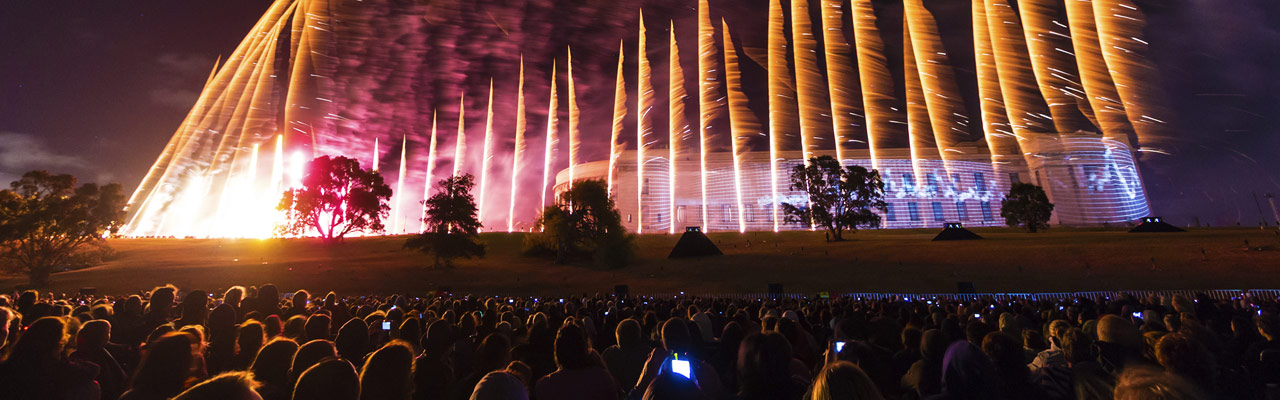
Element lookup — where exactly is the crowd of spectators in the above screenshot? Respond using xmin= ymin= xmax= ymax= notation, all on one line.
xmin=0 ymin=284 xmax=1276 ymax=399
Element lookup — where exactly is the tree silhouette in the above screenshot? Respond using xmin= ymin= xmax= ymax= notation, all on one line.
xmin=527 ymin=179 xmax=634 ymax=268
xmin=781 ymin=156 xmax=887 ymax=241
xmin=1001 ymin=183 xmax=1054 ymax=233
xmin=277 ymin=155 xmax=391 ymax=243
xmin=404 ymin=174 xmax=484 ymax=267
xmin=0 ymin=171 xmax=124 ymax=287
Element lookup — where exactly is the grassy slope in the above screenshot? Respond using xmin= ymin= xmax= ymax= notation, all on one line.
xmin=5 ymin=227 xmax=1280 ymax=296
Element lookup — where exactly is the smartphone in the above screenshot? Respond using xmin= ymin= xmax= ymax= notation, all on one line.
xmin=559 ymin=298 xmax=564 ymax=304
xmin=973 ymin=313 xmax=981 ymax=319
xmin=834 ymin=341 xmax=846 ymax=353
xmin=670 ymin=356 xmax=692 ymax=379
xmin=382 ymin=321 xmax=391 ymax=331
xmin=1131 ymin=311 xmax=1142 ymax=318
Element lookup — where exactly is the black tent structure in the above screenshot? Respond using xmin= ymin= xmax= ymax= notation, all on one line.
xmin=1129 ymin=217 xmax=1186 ymax=233
xmin=668 ymin=227 xmax=723 ymax=258
xmin=932 ymin=223 xmax=984 ymax=241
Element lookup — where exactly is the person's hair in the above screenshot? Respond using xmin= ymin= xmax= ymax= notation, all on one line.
xmin=737 ymin=331 xmax=794 ymax=398
xmin=616 ymin=318 xmax=643 ymax=349
xmin=981 ymin=331 xmax=1029 ymax=382
xmin=284 ymin=315 xmax=308 ymax=340
xmin=5 ymin=316 xmax=66 ymax=363
xmin=292 ymin=339 xmax=338 ymax=383
xmin=476 ymin=333 xmax=513 ymax=373
xmin=1098 ymin=314 xmax=1137 ymax=348
xmin=305 ymin=313 xmax=332 ymax=341
xmin=292 ymin=290 xmax=311 ymax=309
xmin=293 ymin=358 xmax=361 ymax=400
xmin=1048 ymin=320 xmax=1071 ymax=343
xmin=808 ymin=361 xmax=883 ymax=400
xmin=554 ymin=322 xmax=592 ymax=370
xmin=237 ymin=321 xmax=266 ymax=360
xmin=1114 ymin=367 xmax=1205 ymax=400
xmin=335 ymin=318 xmax=371 ymax=362
xmin=1061 ymin=328 xmax=1093 ymax=364
xmin=359 ymin=340 xmax=415 ymax=400
xmin=662 ymin=317 xmax=692 ymax=354
xmin=920 ymin=329 xmax=947 ymax=361
xmin=76 ymin=319 xmax=111 ymax=349
xmin=470 ymin=371 xmax=529 ymax=400
xmin=148 ymin=285 xmax=178 ymax=311
xmin=1154 ymin=333 xmax=1215 ymax=388
xmin=251 ymin=338 xmax=299 ymax=390
xmin=173 ymin=371 xmax=262 ymax=400
xmin=901 ymin=327 xmax=923 ymax=350
xmin=130 ymin=332 xmax=196 ymax=398
xmin=422 ymin=319 xmax=453 ymax=359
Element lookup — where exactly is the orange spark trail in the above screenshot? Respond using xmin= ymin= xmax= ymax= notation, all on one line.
xmin=902 ymin=18 xmax=933 ymax=191
xmin=1019 ymin=0 xmax=1087 ymax=133
xmin=849 ymin=0 xmax=898 ymax=171
xmin=819 ymin=0 xmax=861 ymax=163
xmin=1063 ymin=0 xmax=1135 ymax=143
xmin=541 ymin=61 xmax=560 ymax=213
xmin=790 ymin=0 xmax=833 ymax=162
xmin=972 ymin=0 xmax=1021 ymax=167
xmin=1092 ymin=0 xmax=1169 ymax=152
xmin=984 ymin=0 xmax=1055 ymax=137
xmin=420 ymin=112 xmax=439 ymax=233
xmin=509 ymin=59 xmax=527 ymax=232
xmin=637 ymin=13 xmax=655 ymax=234
xmin=767 ymin=0 xmax=797 ymax=232
xmin=478 ymin=80 xmax=495 ymax=228
xmin=393 ymin=134 xmax=407 ymax=234
xmin=669 ymin=22 xmax=692 ymax=234
xmin=453 ymin=94 xmax=466 ymax=177
xmin=903 ymin=0 xmax=968 ymax=167
xmin=567 ymin=48 xmax=581 ymax=193
xmin=722 ymin=20 xmax=759 ymax=233
xmin=697 ymin=0 xmax=722 ymax=231
xmin=607 ymin=43 xmax=627 ymax=195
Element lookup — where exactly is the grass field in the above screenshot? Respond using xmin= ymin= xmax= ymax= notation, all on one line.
xmin=4 ymin=227 xmax=1280 ymax=296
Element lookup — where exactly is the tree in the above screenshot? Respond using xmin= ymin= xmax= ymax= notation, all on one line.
xmin=526 ymin=179 xmax=635 ymax=268
xmin=0 ymin=171 xmax=125 ymax=287
xmin=277 ymin=155 xmax=392 ymax=243
xmin=404 ymin=174 xmax=485 ymax=267
xmin=1001 ymin=182 xmax=1054 ymax=233
xmin=780 ymin=156 xmax=887 ymax=241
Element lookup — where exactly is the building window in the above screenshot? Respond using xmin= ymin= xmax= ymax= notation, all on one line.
xmin=1008 ymin=172 xmax=1020 ymax=184
xmin=745 ymin=205 xmax=755 ymax=222
xmin=886 ymin=204 xmax=896 ymax=222
xmin=676 ymin=205 xmax=686 ymax=223
xmin=980 ymin=201 xmax=994 ymax=221
xmin=908 ymin=202 xmax=921 ymax=222
xmin=952 ymin=173 xmax=963 ymax=192
xmin=956 ymin=201 xmax=968 ymax=221
xmin=973 ymin=172 xmax=986 ymax=192
xmin=722 ymin=204 xmax=732 ymax=223
xmin=931 ymin=202 xmax=944 ymax=222
xmin=927 ymin=174 xmax=940 ymax=194
xmin=642 ymin=178 xmax=650 ymax=195
xmin=627 ymin=213 xmax=632 ymax=223
xmin=903 ymin=173 xmax=915 ymax=193
xmin=641 ymin=206 xmax=650 ymax=224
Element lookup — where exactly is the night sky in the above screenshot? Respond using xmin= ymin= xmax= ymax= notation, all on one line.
xmin=1 ymin=0 xmax=1277 ymax=226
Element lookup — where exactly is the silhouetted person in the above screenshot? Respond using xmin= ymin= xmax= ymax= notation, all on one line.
xmin=535 ymin=322 xmax=618 ymax=399
xmin=808 ymin=361 xmax=883 ymax=400
xmin=293 ymin=358 xmax=361 ymax=400
xmin=251 ymin=338 xmax=299 ymax=400
xmin=173 ymin=371 xmax=263 ymax=400
xmin=69 ymin=319 xmax=128 ymax=400
xmin=737 ymin=331 xmax=806 ymax=400
xmin=0 ymin=317 xmax=101 ymax=399
xmin=121 ymin=331 xmax=198 ymax=400
xmin=603 ymin=319 xmax=650 ymax=391
xmin=414 ymin=320 xmax=456 ymax=400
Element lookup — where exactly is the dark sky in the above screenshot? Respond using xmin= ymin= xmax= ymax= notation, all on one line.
xmin=1 ymin=0 xmax=1277 ymax=226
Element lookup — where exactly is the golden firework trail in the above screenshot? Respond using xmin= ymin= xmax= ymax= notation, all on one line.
xmin=567 ymin=47 xmax=582 ymax=193
xmin=1063 ymin=0 xmax=1135 ymax=143
xmin=1092 ymin=0 xmax=1169 ymax=152
xmin=393 ymin=134 xmax=407 ymax=234
xmin=453 ymin=94 xmax=467 ymax=177
xmin=903 ymin=0 xmax=968 ymax=170
xmin=669 ymin=22 xmax=692 ymax=234
xmin=1019 ymin=0 xmax=1087 ymax=133
xmin=790 ymin=0 xmax=832 ymax=162
xmin=636 ymin=12 xmax=655 ymax=234
xmin=767 ymin=0 xmax=797 ymax=232
xmin=697 ymin=0 xmax=722 ymax=231
xmin=902 ymin=18 xmax=933 ymax=190
xmin=722 ymin=20 xmax=758 ymax=233
xmin=984 ymin=0 xmax=1055 ymax=137
xmin=849 ymin=0 xmax=898 ymax=171
xmin=607 ymin=42 xmax=627 ymax=195
xmin=541 ymin=61 xmax=560 ymax=212
xmin=420 ymin=111 xmax=439 ymax=233
xmin=271 ymin=134 xmax=284 ymax=206
xmin=478 ymin=80 xmax=496 ymax=227
xmin=971 ymin=0 xmax=1021 ymax=167
xmin=819 ymin=0 xmax=861 ymax=163
xmin=509 ymin=59 xmax=527 ymax=232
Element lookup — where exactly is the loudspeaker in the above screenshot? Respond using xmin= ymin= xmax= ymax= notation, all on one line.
xmin=956 ymin=282 xmax=975 ymax=294
xmin=614 ymin=285 xmax=629 ymax=296
xmin=768 ymin=283 xmax=784 ymax=294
